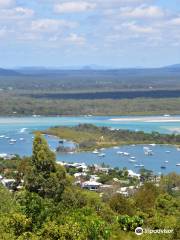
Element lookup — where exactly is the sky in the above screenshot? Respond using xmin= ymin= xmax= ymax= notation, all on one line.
xmin=0 ymin=0 xmax=180 ymax=68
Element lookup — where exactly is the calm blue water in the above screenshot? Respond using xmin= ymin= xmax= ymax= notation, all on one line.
xmin=0 ymin=116 xmax=180 ymax=174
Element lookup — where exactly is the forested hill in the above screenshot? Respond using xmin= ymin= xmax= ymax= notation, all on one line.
xmin=0 ymin=66 xmax=180 ymax=92
xmin=0 ymin=68 xmax=20 ymax=76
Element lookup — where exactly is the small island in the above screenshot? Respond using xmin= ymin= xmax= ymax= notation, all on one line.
xmin=41 ymin=124 xmax=180 ymax=152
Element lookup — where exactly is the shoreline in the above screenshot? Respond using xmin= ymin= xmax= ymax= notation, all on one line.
xmin=109 ymin=116 xmax=180 ymax=122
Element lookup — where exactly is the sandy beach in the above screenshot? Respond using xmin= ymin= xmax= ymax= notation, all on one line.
xmin=109 ymin=116 xmax=180 ymax=123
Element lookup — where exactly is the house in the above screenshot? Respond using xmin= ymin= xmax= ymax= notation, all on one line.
xmin=0 ymin=153 xmax=16 ymax=160
xmin=94 ymin=165 xmax=110 ymax=173
xmin=74 ymin=172 xmax=87 ymax=178
xmin=1 ymin=178 xmax=15 ymax=189
xmin=128 ymin=170 xmax=140 ymax=179
xmin=89 ymin=175 xmax=100 ymax=182
xmin=82 ymin=181 xmax=102 ymax=191
xmin=116 ymin=187 xmax=129 ymax=197
xmin=116 ymin=185 xmax=137 ymax=197
xmin=62 ymin=162 xmax=88 ymax=172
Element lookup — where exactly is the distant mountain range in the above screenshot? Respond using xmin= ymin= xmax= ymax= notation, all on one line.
xmin=0 ymin=64 xmax=180 ymax=76
xmin=0 ymin=68 xmax=20 ymax=76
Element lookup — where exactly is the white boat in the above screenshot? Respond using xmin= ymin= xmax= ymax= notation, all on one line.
xmin=9 ymin=139 xmax=17 ymax=144
xmin=176 ymin=163 xmax=180 ymax=166
xmin=123 ymin=152 xmax=130 ymax=156
xmin=92 ymin=150 xmax=99 ymax=154
xmin=143 ymin=147 xmax=153 ymax=155
xmin=177 ymin=148 xmax=180 ymax=151
xmin=69 ymin=152 xmax=75 ymax=155
xmin=135 ymin=164 xmax=144 ymax=168
xmin=117 ymin=151 xmax=123 ymax=155
xmin=98 ymin=153 xmax=106 ymax=157
xmin=113 ymin=146 xmax=119 ymax=149
xmin=166 ymin=150 xmax=170 ymax=153
xmin=129 ymin=159 xmax=137 ymax=163
xmin=164 ymin=161 xmax=169 ymax=163
xmin=149 ymin=143 xmax=156 ymax=147
xmin=0 ymin=135 xmax=5 ymax=138
xmin=20 ymin=128 xmax=27 ymax=133
xmin=130 ymin=156 xmax=136 ymax=159
xmin=19 ymin=138 xmax=25 ymax=141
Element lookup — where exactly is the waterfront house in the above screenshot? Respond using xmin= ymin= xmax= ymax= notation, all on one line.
xmin=1 ymin=178 xmax=15 ymax=189
xmin=82 ymin=181 xmax=102 ymax=191
xmin=128 ymin=170 xmax=140 ymax=179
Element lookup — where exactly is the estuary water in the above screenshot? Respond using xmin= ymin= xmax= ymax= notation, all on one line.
xmin=0 ymin=115 xmax=180 ymax=174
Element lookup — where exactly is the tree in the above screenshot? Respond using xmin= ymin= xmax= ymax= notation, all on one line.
xmin=109 ymin=194 xmax=135 ymax=216
xmin=118 ymin=215 xmax=143 ymax=232
xmin=25 ymin=134 xmax=69 ymax=201
xmin=134 ymin=183 xmax=160 ymax=212
xmin=155 ymin=193 xmax=180 ymax=215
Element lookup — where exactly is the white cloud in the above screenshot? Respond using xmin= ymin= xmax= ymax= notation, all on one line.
xmin=169 ymin=17 xmax=180 ymax=26
xmin=54 ymin=1 xmax=96 ymax=13
xmin=0 ymin=27 xmax=8 ymax=37
xmin=65 ymin=33 xmax=86 ymax=44
xmin=15 ymin=7 xmax=34 ymax=17
xmin=31 ymin=19 xmax=77 ymax=33
xmin=126 ymin=22 xmax=155 ymax=33
xmin=0 ymin=0 xmax=15 ymax=8
xmin=114 ymin=21 xmax=155 ymax=34
xmin=119 ymin=5 xmax=165 ymax=19
xmin=0 ymin=7 xmax=34 ymax=20
xmin=92 ymin=0 xmax=151 ymax=9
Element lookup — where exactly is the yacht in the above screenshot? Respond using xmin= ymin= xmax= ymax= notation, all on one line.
xmin=176 ymin=163 xmax=180 ymax=166
xmin=69 ymin=152 xmax=75 ymax=155
xmin=98 ymin=153 xmax=106 ymax=157
xmin=143 ymin=147 xmax=153 ymax=155
xmin=123 ymin=152 xmax=130 ymax=156
xmin=149 ymin=143 xmax=156 ymax=147
xmin=129 ymin=159 xmax=137 ymax=163
xmin=100 ymin=148 xmax=105 ymax=151
xmin=92 ymin=150 xmax=99 ymax=154
xmin=117 ymin=151 xmax=123 ymax=155
xmin=113 ymin=146 xmax=119 ymax=149
xmin=134 ymin=164 xmax=144 ymax=168
xmin=161 ymin=165 xmax=166 ymax=169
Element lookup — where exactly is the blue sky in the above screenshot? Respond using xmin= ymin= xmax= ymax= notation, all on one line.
xmin=0 ymin=0 xmax=180 ymax=68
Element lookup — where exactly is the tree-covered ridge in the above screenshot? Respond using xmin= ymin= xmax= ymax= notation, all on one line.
xmin=42 ymin=124 xmax=180 ymax=151
xmin=3 ymin=93 xmax=180 ymax=116
xmin=0 ymin=134 xmax=179 ymax=240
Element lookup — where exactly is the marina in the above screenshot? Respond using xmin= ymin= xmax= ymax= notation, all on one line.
xmin=0 ymin=116 xmax=180 ymax=174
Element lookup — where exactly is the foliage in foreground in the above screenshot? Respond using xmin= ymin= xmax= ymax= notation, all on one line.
xmin=0 ymin=134 xmax=179 ymax=240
